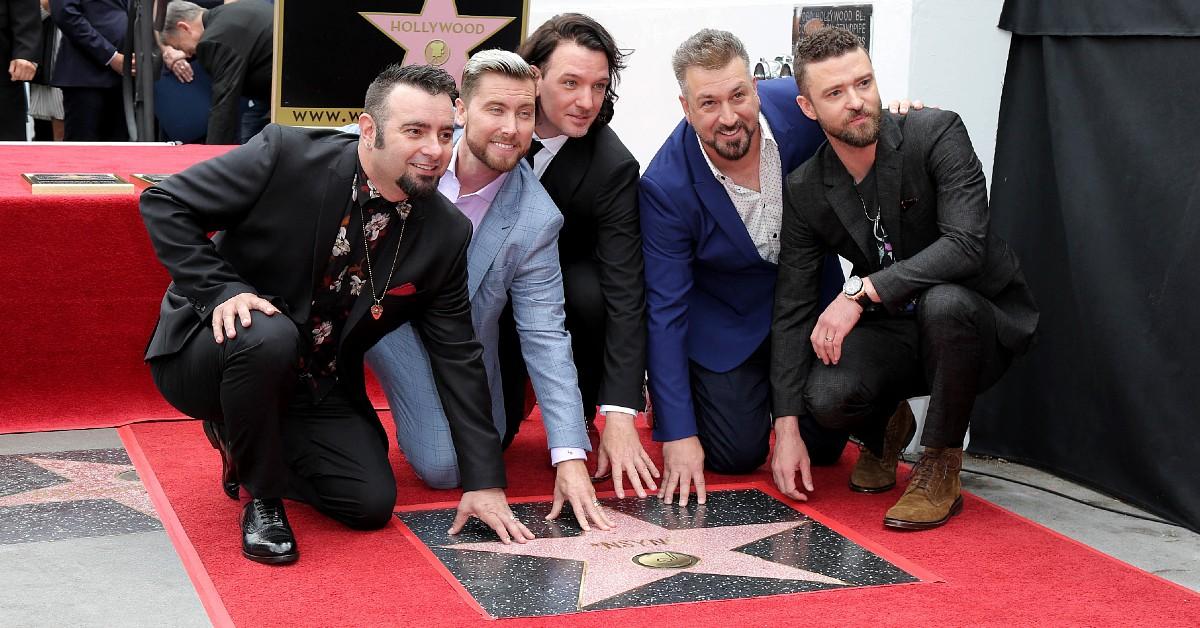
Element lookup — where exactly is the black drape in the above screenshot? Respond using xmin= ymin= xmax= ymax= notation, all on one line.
xmin=973 ymin=0 xmax=1200 ymax=532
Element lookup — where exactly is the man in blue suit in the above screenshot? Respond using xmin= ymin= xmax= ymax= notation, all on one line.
xmin=640 ymin=29 xmax=850 ymax=506
xmin=366 ymin=50 xmax=612 ymax=531
xmin=50 ymin=0 xmax=128 ymax=140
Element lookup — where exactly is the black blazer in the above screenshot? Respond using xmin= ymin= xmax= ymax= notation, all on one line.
xmin=140 ymin=125 xmax=506 ymax=491
xmin=196 ymin=1 xmax=272 ymax=144
xmin=771 ymin=109 xmax=1039 ymax=417
xmin=541 ymin=123 xmax=647 ymax=411
xmin=1 ymin=0 xmax=41 ymax=69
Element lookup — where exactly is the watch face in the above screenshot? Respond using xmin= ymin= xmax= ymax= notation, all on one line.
xmin=844 ymin=276 xmax=863 ymax=296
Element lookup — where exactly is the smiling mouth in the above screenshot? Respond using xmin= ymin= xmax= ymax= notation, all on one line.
xmin=410 ymin=163 xmax=437 ymax=173
xmin=491 ymin=141 xmax=517 ymax=150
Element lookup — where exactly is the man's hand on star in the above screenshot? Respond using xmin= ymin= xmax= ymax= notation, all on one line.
xmin=594 ymin=410 xmax=660 ymax=498
xmin=659 ymin=435 xmax=706 ymax=506
xmin=449 ymin=487 xmax=535 ymax=545
xmin=770 ymin=415 xmax=814 ymax=502
xmin=547 ymin=459 xmax=614 ymax=531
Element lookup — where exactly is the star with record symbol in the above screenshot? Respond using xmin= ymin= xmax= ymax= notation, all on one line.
xmin=359 ymin=0 xmax=515 ymax=82
xmin=0 ymin=456 xmax=157 ymax=518
xmin=445 ymin=507 xmax=848 ymax=609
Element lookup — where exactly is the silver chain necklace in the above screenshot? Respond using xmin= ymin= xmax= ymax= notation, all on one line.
xmin=354 ymin=173 xmax=410 ymax=320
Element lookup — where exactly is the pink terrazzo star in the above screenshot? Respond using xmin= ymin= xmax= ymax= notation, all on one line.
xmin=446 ymin=508 xmax=847 ymax=608
xmin=360 ymin=0 xmax=514 ymax=83
xmin=0 ymin=457 xmax=157 ymax=518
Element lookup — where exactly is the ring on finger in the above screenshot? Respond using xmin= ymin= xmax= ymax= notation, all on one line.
xmin=591 ymin=499 xmax=601 ymax=507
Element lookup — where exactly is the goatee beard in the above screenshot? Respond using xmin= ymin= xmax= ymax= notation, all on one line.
xmin=398 ymin=173 xmax=438 ymax=200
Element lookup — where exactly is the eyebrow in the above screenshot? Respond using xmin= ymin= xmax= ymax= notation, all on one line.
xmin=559 ymin=71 xmax=608 ymax=84
xmin=695 ymin=81 xmax=748 ymax=101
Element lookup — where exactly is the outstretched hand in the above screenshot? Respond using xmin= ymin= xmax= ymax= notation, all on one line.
xmin=547 ymin=459 xmax=614 ymax=531
xmin=449 ymin=488 xmax=535 ymax=545
xmin=594 ymin=411 xmax=659 ymax=498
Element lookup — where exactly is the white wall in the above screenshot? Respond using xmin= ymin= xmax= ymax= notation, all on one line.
xmin=527 ymin=0 xmax=1007 ymax=179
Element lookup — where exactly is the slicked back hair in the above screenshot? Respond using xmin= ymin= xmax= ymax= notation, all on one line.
xmin=459 ymin=49 xmax=538 ymax=104
xmin=792 ymin=26 xmax=867 ymax=96
xmin=518 ymin=13 xmax=627 ymax=127
xmin=362 ymin=64 xmax=457 ymax=147
xmin=671 ymin=29 xmax=750 ymax=97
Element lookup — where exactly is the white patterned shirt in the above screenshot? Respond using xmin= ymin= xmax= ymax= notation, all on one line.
xmin=697 ymin=113 xmax=783 ymax=264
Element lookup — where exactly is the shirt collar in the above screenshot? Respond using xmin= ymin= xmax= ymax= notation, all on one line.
xmin=440 ymin=140 xmax=511 ymax=204
xmin=532 ymin=132 xmax=570 ymax=157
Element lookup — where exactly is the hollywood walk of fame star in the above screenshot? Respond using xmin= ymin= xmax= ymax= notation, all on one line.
xmin=359 ymin=0 xmax=514 ymax=82
xmin=0 ymin=456 xmax=157 ymax=518
xmin=445 ymin=508 xmax=848 ymax=609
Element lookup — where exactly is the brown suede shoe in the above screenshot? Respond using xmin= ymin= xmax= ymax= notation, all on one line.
xmin=849 ymin=401 xmax=917 ymax=493
xmin=883 ymin=447 xmax=964 ymax=530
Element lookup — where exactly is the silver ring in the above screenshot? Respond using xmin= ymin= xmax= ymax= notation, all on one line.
xmin=824 ymin=337 xmax=833 ymax=342
xmin=507 ymin=513 xmax=518 ymax=521
xmin=592 ymin=500 xmax=601 ymax=507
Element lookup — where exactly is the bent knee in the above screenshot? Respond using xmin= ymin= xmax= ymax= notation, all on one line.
xmin=226 ymin=311 xmax=301 ymax=365
xmin=803 ymin=371 xmax=870 ymax=430
xmin=918 ymin=284 xmax=981 ymax=327
xmin=704 ymin=444 xmax=767 ymax=475
xmin=415 ymin=465 xmax=461 ymax=491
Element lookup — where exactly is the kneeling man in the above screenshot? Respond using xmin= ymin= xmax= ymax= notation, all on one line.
xmin=770 ymin=28 xmax=1038 ymax=529
xmin=366 ymin=50 xmax=612 ymax=531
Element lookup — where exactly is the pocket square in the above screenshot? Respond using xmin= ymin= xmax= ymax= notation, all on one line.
xmin=387 ymin=283 xmax=416 ymax=296
xmin=900 ymin=197 xmax=919 ymax=209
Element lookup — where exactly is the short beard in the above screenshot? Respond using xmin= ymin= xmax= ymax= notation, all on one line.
xmin=701 ymin=119 xmax=758 ymax=161
xmin=398 ymin=172 xmax=438 ymax=200
xmin=466 ymin=131 xmax=520 ymax=174
xmin=830 ymin=106 xmax=881 ymax=148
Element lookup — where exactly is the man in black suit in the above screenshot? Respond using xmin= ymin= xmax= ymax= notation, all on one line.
xmin=158 ymin=0 xmax=272 ymax=144
xmin=771 ymin=27 xmax=1038 ymax=530
xmin=1 ymin=0 xmax=41 ymax=139
xmin=499 ymin=13 xmax=656 ymax=498
xmin=140 ymin=64 xmax=534 ymax=565
xmin=49 ymin=0 xmax=127 ymax=141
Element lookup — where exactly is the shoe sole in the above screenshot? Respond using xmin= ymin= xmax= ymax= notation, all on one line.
xmin=882 ymin=495 xmax=963 ymax=530
xmin=242 ymin=550 xmax=299 ymax=565
xmin=849 ymin=480 xmax=896 ymax=494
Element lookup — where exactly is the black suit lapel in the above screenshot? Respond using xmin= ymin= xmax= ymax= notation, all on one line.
xmin=541 ymin=133 xmax=593 ymax=208
xmin=823 ymin=149 xmax=875 ymax=265
xmin=875 ymin=114 xmax=905 ymax=259
xmin=308 ymin=142 xmax=359 ymax=322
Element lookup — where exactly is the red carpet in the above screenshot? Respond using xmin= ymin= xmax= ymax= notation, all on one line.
xmin=1 ymin=145 xmax=231 ymax=432
xmin=126 ymin=413 xmax=1200 ymax=627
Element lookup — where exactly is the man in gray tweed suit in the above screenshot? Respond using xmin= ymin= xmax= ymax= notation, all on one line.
xmin=366 ymin=50 xmax=613 ymax=532
xmin=770 ymin=28 xmax=1037 ymax=530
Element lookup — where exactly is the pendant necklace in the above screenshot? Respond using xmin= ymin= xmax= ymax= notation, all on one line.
xmin=356 ymin=173 xmax=410 ymax=320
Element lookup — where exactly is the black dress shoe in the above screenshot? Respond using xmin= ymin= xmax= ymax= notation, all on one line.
xmin=241 ymin=498 xmax=299 ymax=564
xmin=202 ymin=420 xmax=240 ymax=500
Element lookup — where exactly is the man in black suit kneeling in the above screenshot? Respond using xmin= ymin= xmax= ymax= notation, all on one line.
xmin=770 ymin=27 xmax=1038 ymax=530
xmin=140 ymin=64 xmax=533 ymax=564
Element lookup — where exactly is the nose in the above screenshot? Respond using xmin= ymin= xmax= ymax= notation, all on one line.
xmin=420 ymin=133 xmax=444 ymax=158
xmin=847 ymin=89 xmax=864 ymax=111
xmin=576 ymin=88 xmax=595 ymax=112
xmin=717 ymin=101 xmax=738 ymax=127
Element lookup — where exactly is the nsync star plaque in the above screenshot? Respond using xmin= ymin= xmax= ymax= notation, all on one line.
xmin=271 ymin=0 xmax=529 ymax=128
xmin=395 ymin=487 xmax=930 ymax=618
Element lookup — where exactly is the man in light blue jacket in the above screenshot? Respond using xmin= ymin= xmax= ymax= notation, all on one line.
xmin=366 ymin=50 xmax=612 ymax=531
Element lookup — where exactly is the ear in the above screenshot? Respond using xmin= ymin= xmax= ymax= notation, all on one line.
xmin=358 ymin=112 xmax=376 ymax=146
xmin=796 ymin=94 xmax=818 ymax=121
xmin=678 ymin=94 xmax=691 ymax=125
xmin=454 ymin=97 xmax=467 ymax=127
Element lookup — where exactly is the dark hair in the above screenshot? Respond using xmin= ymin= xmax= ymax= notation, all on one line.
xmin=517 ymin=13 xmax=627 ymax=126
xmin=363 ymin=64 xmax=458 ymax=136
xmin=792 ymin=26 xmax=866 ymax=95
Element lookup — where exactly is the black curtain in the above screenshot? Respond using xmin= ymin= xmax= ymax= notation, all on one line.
xmin=973 ymin=0 xmax=1200 ymax=533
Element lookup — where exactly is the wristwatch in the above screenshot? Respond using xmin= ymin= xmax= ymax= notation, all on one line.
xmin=843 ymin=275 xmax=869 ymax=302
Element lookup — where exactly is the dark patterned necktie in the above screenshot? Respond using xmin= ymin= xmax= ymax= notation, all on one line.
xmin=525 ymin=138 xmax=543 ymax=167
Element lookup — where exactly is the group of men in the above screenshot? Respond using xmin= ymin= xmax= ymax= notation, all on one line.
xmin=139 ymin=14 xmax=1037 ymax=564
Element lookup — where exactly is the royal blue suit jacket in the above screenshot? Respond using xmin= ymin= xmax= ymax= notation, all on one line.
xmin=50 ymin=0 xmax=127 ymax=88
xmin=640 ymin=78 xmax=838 ymax=442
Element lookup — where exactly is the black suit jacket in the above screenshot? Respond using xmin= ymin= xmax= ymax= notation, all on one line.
xmin=49 ymin=0 xmax=126 ymax=88
xmin=140 ymin=125 xmax=506 ymax=491
xmin=196 ymin=1 xmax=272 ymax=144
xmin=1 ymin=0 xmax=40 ymax=68
xmin=541 ymin=123 xmax=647 ymax=411
xmin=771 ymin=109 xmax=1039 ymax=417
